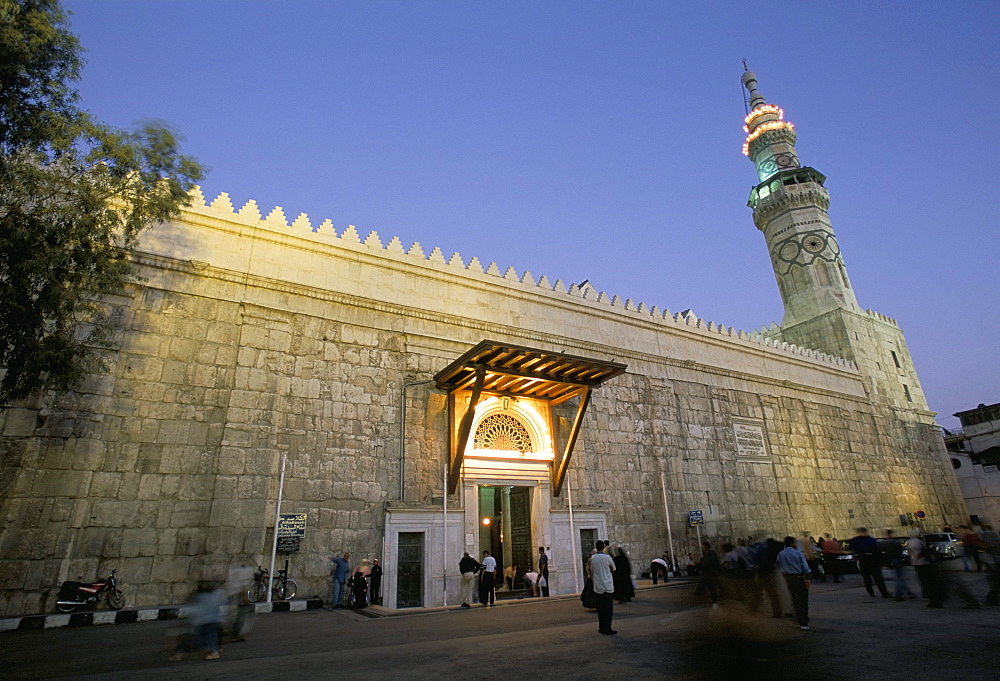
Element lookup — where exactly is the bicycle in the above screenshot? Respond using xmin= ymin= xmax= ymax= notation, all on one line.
xmin=247 ymin=565 xmax=297 ymax=602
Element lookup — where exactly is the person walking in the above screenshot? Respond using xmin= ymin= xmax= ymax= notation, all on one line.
xmin=695 ymin=540 xmax=721 ymax=605
xmin=459 ymin=551 xmax=480 ymax=608
xmin=330 ymin=552 xmax=351 ymax=608
xmin=369 ymin=559 xmax=383 ymax=606
xmin=538 ymin=546 xmax=549 ymax=597
xmin=848 ymin=528 xmax=890 ymax=598
xmin=819 ymin=534 xmax=842 ymax=583
xmin=777 ymin=536 xmax=812 ymax=630
xmin=478 ymin=550 xmax=497 ymax=606
xmin=880 ymin=530 xmax=916 ymax=601
xmin=590 ymin=540 xmax=617 ymax=634
xmin=907 ymin=530 xmax=944 ymax=607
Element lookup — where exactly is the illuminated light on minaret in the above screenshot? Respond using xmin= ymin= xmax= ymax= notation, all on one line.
xmin=741 ymin=65 xmax=859 ymax=327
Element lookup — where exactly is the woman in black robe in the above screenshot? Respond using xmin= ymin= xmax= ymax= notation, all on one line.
xmin=350 ymin=569 xmax=368 ymax=608
xmin=613 ymin=546 xmax=635 ymax=603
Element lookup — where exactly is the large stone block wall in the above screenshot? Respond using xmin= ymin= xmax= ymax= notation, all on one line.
xmin=0 ymin=199 xmax=967 ymax=616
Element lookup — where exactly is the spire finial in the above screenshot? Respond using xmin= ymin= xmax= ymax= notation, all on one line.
xmin=741 ymin=64 xmax=767 ymax=110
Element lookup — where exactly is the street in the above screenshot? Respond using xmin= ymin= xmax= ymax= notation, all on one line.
xmin=5 ymin=573 xmax=999 ymax=680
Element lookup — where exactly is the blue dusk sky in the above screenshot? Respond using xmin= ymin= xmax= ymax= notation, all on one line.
xmin=62 ymin=0 xmax=998 ymax=430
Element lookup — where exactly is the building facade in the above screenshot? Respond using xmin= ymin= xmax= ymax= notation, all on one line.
xmin=0 ymin=71 xmax=967 ymax=616
xmin=945 ymin=402 xmax=1000 ymax=526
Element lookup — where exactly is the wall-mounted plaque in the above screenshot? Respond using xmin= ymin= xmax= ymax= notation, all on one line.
xmin=732 ymin=418 xmax=769 ymax=459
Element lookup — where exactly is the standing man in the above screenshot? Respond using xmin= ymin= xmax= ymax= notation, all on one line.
xmin=330 ymin=552 xmax=351 ymax=608
xmin=479 ymin=550 xmax=497 ymax=607
xmin=590 ymin=540 xmax=617 ymax=635
xmin=777 ymin=535 xmax=811 ymax=630
xmin=848 ymin=528 xmax=890 ymax=598
xmin=538 ymin=546 xmax=549 ymax=597
xmin=369 ymin=558 xmax=383 ymax=606
xmin=458 ymin=551 xmax=479 ymax=608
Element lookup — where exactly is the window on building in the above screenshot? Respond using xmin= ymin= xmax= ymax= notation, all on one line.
xmin=903 ymin=384 xmax=912 ymax=402
xmin=891 ymin=351 xmax=901 ymax=368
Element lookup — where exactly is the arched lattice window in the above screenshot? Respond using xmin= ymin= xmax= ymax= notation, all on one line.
xmin=474 ymin=414 xmax=534 ymax=453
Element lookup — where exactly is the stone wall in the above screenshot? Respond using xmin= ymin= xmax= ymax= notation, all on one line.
xmin=0 ymin=194 xmax=967 ymax=616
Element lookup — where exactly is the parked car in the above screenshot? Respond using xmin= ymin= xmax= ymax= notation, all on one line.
xmin=922 ymin=532 xmax=963 ymax=559
xmin=834 ymin=541 xmax=861 ymax=573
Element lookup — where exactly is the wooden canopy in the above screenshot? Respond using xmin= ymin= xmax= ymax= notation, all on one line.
xmin=434 ymin=341 xmax=626 ymax=495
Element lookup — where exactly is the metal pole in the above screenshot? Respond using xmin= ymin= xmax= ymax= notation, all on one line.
xmin=400 ymin=380 xmax=434 ymax=501
xmin=567 ymin=475 xmax=580 ymax=593
xmin=267 ymin=454 xmax=287 ymax=604
xmin=696 ymin=523 xmax=702 ymax=553
xmin=660 ymin=472 xmax=676 ymax=574
xmin=442 ymin=464 xmax=448 ymax=607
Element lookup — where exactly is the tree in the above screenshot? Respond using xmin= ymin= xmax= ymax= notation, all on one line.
xmin=0 ymin=0 xmax=204 ymax=403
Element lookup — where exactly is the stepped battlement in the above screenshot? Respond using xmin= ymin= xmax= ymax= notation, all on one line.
xmin=177 ymin=187 xmax=857 ymax=371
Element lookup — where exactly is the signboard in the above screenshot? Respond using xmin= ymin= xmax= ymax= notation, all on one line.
xmin=688 ymin=510 xmax=703 ymax=526
xmin=915 ymin=510 xmax=926 ymax=519
xmin=732 ymin=418 xmax=769 ymax=459
xmin=277 ymin=513 xmax=307 ymax=554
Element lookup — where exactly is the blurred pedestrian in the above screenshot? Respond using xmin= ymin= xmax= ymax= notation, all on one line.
xmin=907 ymin=530 xmax=944 ymax=607
xmin=848 ymin=528 xmax=890 ymax=598
xmin=820 ymin=534 xmax=842 ymax=583
xmin=880 ymin=530 xmax=916 ymax=601
xmin=777 ymin=536 xmax=811 ymax=630
xmin=171 ymin=581 xmax=225 ymax=661
xmin=224 ymin=562 xmax=254 ymax=642
xmin=695 ymin=541 xmax=721 ymax=605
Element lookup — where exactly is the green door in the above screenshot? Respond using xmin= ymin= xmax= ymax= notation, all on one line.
xmin=396 ymin=532 xmax=423 ymax=608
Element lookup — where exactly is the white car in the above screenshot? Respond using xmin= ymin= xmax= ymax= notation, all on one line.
xmin=922 ymin=532 xmax=963 ymax=559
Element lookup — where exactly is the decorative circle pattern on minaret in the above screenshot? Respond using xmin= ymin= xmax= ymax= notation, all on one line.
xmin=474 ymin=414 xmax=534 ymax=453
xmin=774 ymin=152 xmax=799 ymax=169
xmin=771 ymin=231 xmax=840 ymax=275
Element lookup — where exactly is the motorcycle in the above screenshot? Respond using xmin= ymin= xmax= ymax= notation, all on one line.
xmin=56 ymin=569 xmax=126 ymax=613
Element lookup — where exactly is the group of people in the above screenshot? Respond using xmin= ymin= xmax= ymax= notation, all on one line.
xmin=693 ymin=524 xmax=1000 ymax=632
xmin=459 ymin=546 xmax=551 ymax=608
xmin=330 ymin=552 xmax=383 ymax=609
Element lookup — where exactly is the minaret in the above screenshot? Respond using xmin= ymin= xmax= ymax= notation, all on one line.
xmin=741 ymin=67 xmax=859 ymax=328
xmin=741 ymin=66 xmax=932 ymax=414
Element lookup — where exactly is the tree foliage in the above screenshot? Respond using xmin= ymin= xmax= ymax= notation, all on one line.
xmin=0 ymin=0 xmax=204 ymax=403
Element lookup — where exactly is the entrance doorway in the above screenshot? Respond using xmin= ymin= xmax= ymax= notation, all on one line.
xmin=396 ymin=532 xmax=423 ymax=608
xmin=478 ymin=486 xmax=533 ymax=589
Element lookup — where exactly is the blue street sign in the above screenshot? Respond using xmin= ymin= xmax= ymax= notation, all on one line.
xmin=688 ymin=510 xmax=704 ymax=526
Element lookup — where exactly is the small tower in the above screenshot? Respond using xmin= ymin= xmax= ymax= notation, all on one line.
xmin=741 ymin=67 xmax=859 ymax=328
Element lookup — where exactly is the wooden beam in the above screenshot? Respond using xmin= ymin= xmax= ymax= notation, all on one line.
xmin=552 ymin=387 xmax=591 ymax=496
xmin=449 ymin=367 xmax=486 ymax=493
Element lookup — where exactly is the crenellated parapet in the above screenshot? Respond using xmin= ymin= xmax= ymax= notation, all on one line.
xmin=174 ymin=187 xmax=858 ymax=371
xmin=865 ymin=308 xmax=899 ymax=327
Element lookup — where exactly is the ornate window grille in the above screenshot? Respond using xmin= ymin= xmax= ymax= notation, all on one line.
xmin=473 ymin=413 xmax=533 ymax=453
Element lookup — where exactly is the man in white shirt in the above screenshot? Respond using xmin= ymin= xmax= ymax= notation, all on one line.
xmin=479 ymin=550 xmax=497 ymax=606
xmin=590 ymin=540 xmax=617 ymax=635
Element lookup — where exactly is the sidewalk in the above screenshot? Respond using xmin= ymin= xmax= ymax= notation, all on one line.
xmin=0 ymin=597 xmax=325 ymax=633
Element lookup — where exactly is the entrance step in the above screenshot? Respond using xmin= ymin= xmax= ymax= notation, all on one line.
xmin=494 ymin=588 xmax=535 ymax=601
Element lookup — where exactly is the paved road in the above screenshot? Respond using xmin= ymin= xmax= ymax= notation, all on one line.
xmin=6 ymin=573 xmax=999 ymax=680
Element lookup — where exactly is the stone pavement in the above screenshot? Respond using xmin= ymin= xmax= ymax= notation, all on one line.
xmin=4 ymin=572 xmax=998 ymax=679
